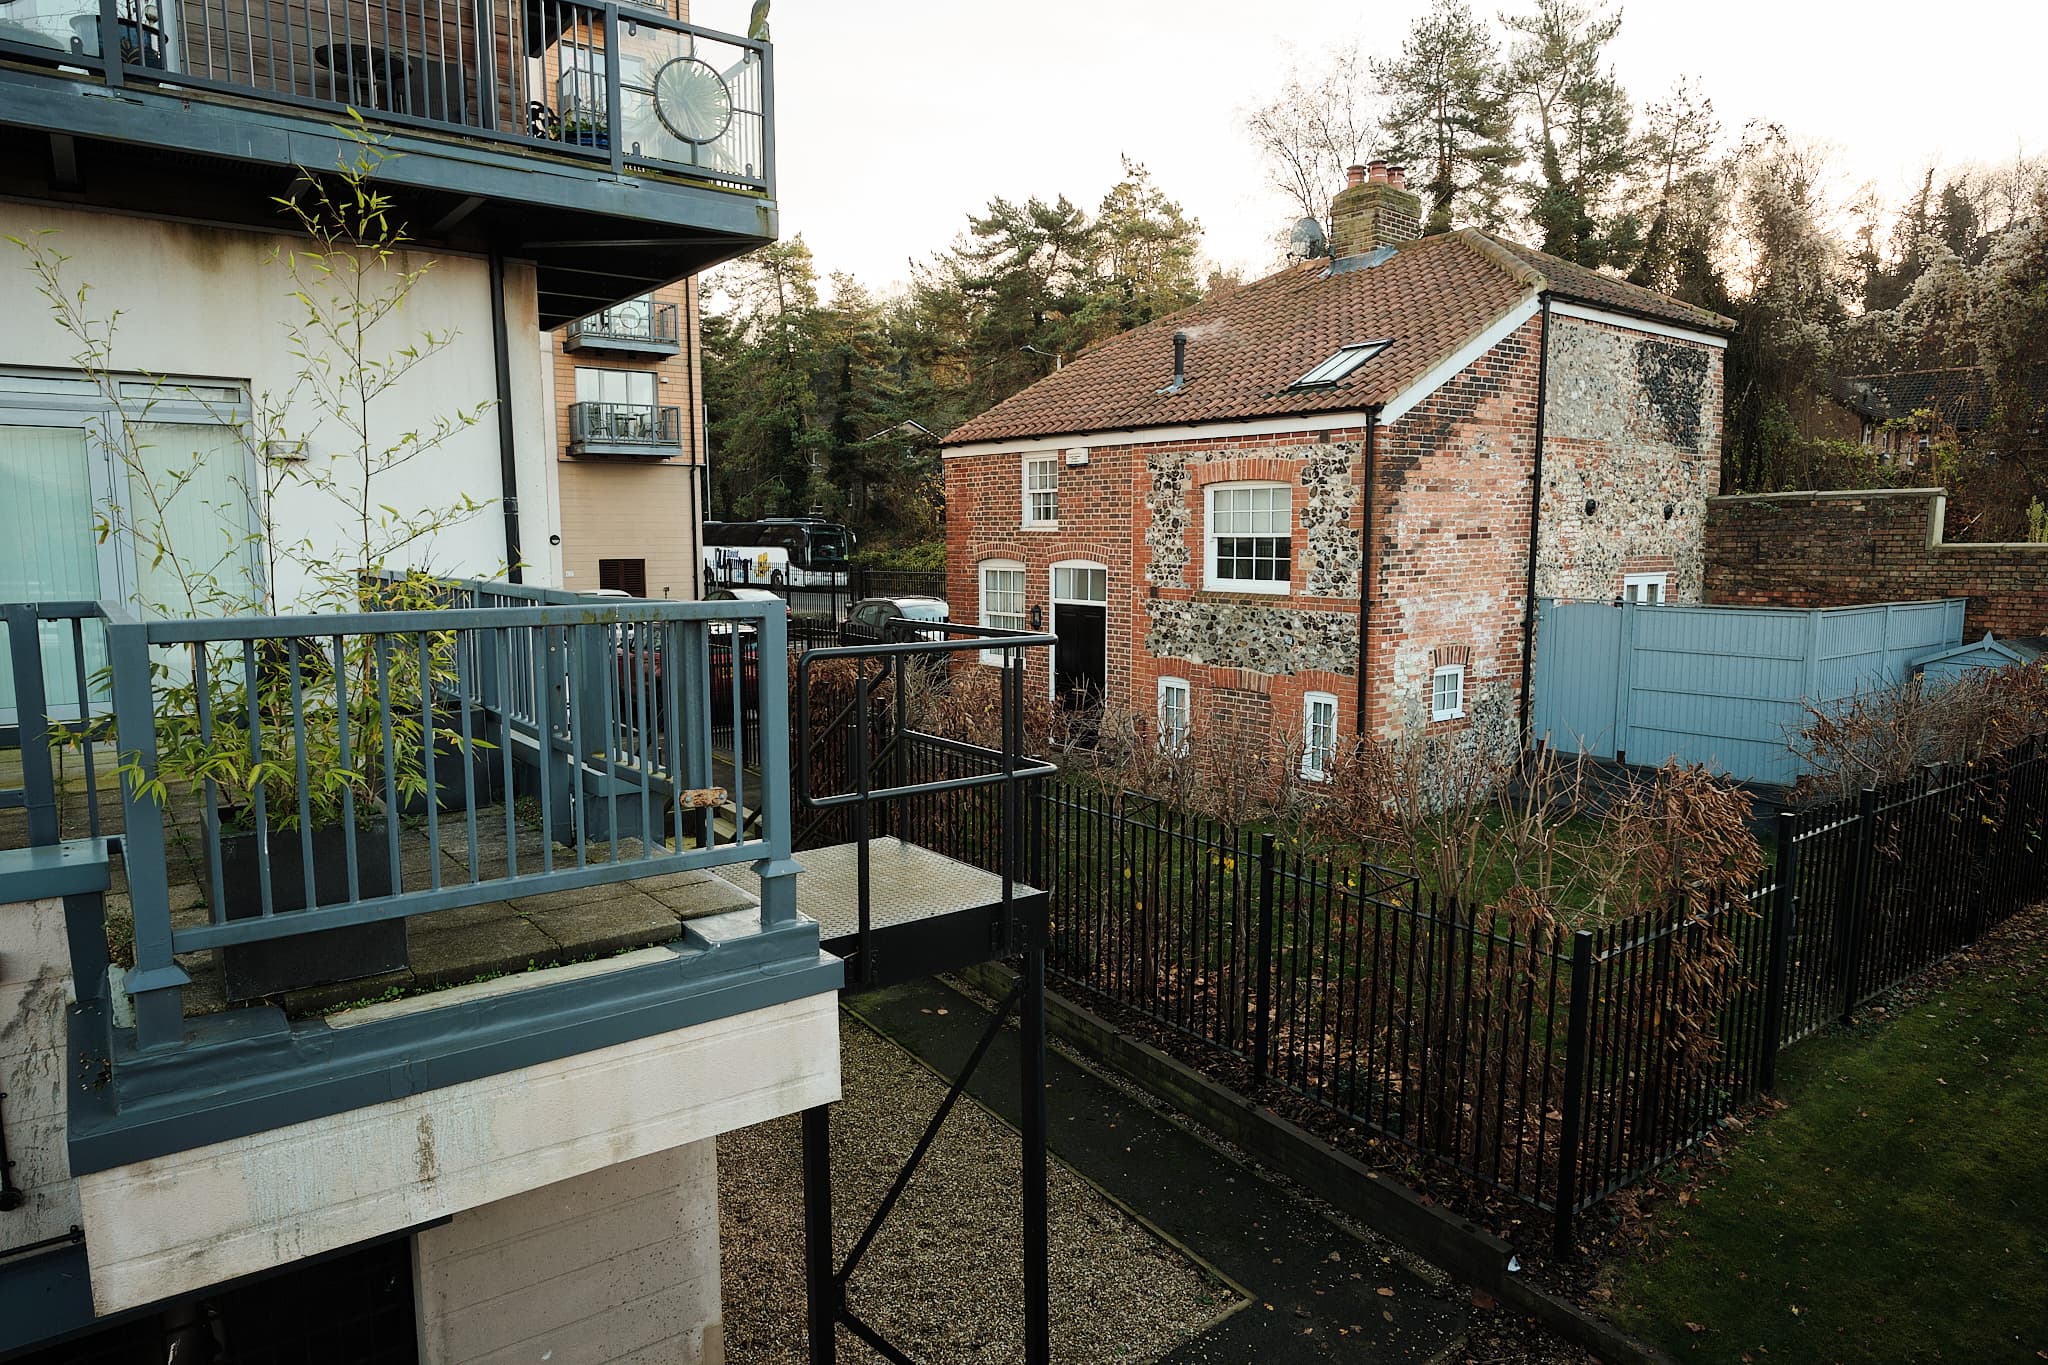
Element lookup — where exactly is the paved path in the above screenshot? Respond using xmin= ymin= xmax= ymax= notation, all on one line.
xmin=848 ymin=977 xmax=1473 ymax=1364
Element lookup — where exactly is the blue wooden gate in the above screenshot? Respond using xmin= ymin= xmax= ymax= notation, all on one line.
xmin=1531 ymin=598 xmax=1967 ymax=785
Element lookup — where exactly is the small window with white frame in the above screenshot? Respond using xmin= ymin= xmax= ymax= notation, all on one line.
xmin=1205 ymin=482 xmax=1293 ymax=592
xmin=1301 ymin=692 xmax=1339 ymax=780
xmin=1430 ymin=664 xmax=1466 ymax=722
xmin=1023 ymin=456 xmax=1059 ymax=526
xmin=1157 ymin=677 xmax=1192 ymax=755
xmin=1622 ymin=572 xmax=1667 ymax=605
xmin=979 ymin=559 xmax=1027 ymax=664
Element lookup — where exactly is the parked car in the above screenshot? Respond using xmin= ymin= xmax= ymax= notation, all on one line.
xmin=839 ymin=596 xmax=949 ymax=646
xmin=704 ymin=586 xmax=791 ymax=634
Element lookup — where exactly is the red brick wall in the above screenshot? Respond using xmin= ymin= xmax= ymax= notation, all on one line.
xmin=1369 ymin=314 xmax=1542 ymax=749
xmin=1704 ymin=489 xmax=2048 ymax=637
xmin=941 ymin=308 xmax=1723 ymax=767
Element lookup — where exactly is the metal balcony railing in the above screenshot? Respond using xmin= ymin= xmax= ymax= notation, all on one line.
xmin=0 ymin=582 xmax=796 ymax=1049
xmin=0 ymin=0 xmax=775 ymax=193
xmin=568 ymin=401 xmax=683 ymax=455
xmin=566 ymin=299 xmax=680 ymax=351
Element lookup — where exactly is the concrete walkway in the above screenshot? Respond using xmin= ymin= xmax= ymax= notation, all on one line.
xmin=847 ymin=977 xmax=1473 ymax=1364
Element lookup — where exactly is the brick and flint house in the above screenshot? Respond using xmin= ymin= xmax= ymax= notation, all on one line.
xmin=942 ymin=163 xmax=1732 ymax=771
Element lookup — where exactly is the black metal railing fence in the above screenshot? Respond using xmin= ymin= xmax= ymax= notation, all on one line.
xmin=863 ymin=735 xmax=2048 ymax=1253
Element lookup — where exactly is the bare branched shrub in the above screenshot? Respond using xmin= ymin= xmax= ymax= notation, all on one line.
xmin=1794 ymin=664 xmax=2048 ymax=803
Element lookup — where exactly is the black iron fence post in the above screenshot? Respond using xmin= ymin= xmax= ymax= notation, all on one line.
xmin=1552 ymin=929 xmax=1595 ymax=1260
xmin=1837 ymin=786 xmax=1880 ymax=1025
xmin=1759 ymin=809 xmax=1799 ymax=1094
xmin=801 ymin=1103 xmax=837 ymax=1365
xmin=1251 ymin=832 xmax=1278 ymax=1088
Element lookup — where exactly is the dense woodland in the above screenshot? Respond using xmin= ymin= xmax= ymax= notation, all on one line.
xmin=702 ymin=0 xmax=2048 ymax=551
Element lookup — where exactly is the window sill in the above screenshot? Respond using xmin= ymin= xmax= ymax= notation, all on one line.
xmin=1429 ymin=710 xmax=1466 ymax=724
xmin=1020 ymin=521 xmax=1062 ymax=532
xmin=1201 ymin=580 xmax=1291 ymax=597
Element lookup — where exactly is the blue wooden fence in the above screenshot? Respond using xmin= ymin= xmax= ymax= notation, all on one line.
xmin=1531 ymin=598 xmax=1967 ymax=785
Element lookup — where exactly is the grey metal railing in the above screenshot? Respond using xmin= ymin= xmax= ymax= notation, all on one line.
xmin=0 ymin=0 xmax=773 ymax=194
xmin=1 ymin=601 xmax=108 ymax=848
xmin=566 ymin=299 xmax=679 ymax=348
xmin=568 ymin=401 xmax=683 ymax=450
xmin=90 ymin=587 xmax=795 ymax=1049
xmin=795 ymin=622 xmax=1057 ymax=986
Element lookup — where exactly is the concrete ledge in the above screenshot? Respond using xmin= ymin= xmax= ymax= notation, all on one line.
xmin=958 ymin=962 xmax=1676 ymax=1365
xmin=1705 ymin=487 xmax=1945 ymax=504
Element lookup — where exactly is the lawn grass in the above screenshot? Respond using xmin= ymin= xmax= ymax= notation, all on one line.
xmin=1603 ymin=908 xmax=2048 ymax=1363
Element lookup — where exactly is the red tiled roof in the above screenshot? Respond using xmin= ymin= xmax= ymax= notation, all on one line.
xmin=945 ymin=230 xmax=1734 ymax=447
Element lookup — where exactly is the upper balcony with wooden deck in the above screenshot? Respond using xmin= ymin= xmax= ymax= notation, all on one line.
xmin=0 ymin=0 xmax=774 ymax=321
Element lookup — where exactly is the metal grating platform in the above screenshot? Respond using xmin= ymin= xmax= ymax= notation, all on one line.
xmin=712 ymin=837 xmax=1038 ymax=940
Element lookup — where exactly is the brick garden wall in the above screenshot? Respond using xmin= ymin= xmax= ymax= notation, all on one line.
xmin=1704 ymin=488 xmax=2048 ymax=637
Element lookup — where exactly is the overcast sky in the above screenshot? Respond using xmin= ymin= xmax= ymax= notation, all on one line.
xmin=736 ymin=0 xmax=2043 ymax=292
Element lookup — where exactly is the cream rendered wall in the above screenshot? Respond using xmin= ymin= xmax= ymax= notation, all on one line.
xmin=413 ymin=1140 xmax=724 ymax=1364
xmin=0 ymin=203 xmax=560 ymax=604
xmin=74 ymin=965 xmax=838 ymax=1316
xmin=0 ymin=894 xmax=81 ymax=1261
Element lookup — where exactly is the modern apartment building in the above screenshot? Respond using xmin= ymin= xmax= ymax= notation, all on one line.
xmin=0 ymin=4 xmax=849 ymax=1361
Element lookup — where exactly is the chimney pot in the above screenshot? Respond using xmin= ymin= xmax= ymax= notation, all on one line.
xmin=1368 ymin=159 xmax=1389 ymax=184
xmin=1345 ymin=164 xmax=1368 ymax=187
xmin=1386 ymin=165 xmax=1406 ymax=190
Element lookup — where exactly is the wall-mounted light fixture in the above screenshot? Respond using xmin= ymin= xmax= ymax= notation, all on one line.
xmin=1028 ymin=604 xmax=1045 ymax=630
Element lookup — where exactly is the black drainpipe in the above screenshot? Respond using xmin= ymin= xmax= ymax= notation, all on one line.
xmin=1516 ymin=293 xmax=1554 ymax=747
xmin=488 ymin=251 xmax=525 ymax=583
xmin=1354 ymin=406 xmax=1382 ymax=734
xmin=683 ymin=278 xmax=703 ymax=598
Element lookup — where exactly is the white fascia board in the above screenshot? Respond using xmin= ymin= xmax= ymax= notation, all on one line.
xmin=941 ymin=409 xmax=1381 ymax=461
xmin=1549 ymin=300 xmax=1730 ymax=350
xmin=1374 ymin=295 xmax=1542 ymax=427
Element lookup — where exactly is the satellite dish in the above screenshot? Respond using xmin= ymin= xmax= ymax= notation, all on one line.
xmin=1289 ymin=217 xmax=1329 ymax=260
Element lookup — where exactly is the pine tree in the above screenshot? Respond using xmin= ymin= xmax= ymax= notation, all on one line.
xmin=1502 ymin=0 xmax=1640 ymax=266
xmin=1374 ymin=0 xmax=1519 ymax=234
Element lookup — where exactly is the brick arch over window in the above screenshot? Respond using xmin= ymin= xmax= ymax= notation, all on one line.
xmin=1187 ymin=455 xmax=1306 ymax=489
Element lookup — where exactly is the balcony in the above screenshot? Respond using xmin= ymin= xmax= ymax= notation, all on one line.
xmin=0 ymin=583 xmax=1051 ymax=1326
xmin=0 ymin=0 xmax=776 ymax=322
xmin=569 ymin=398 xmax=683 ymax=456
xmin=565 ymin=297 xmax=681 ymax=355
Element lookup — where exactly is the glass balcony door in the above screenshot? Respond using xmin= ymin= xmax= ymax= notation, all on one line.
xmin=0 ymin=417 xmax=114 ymax=722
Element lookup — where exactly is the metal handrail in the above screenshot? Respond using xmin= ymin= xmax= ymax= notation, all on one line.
xmin=16 ymin=0 xmax=774 ymax=195
xmin=568 ymin=401 xmax=683 ymax=447
xmin=794 ymin=622 xmax=1055 ymax=984
xmin=88 ymin=585 xmax=797 ymax=1049
xmin=1 ymin=601 xmax=108 ymax=849
xmin=567 ymin=300 xmax=679 ymax=347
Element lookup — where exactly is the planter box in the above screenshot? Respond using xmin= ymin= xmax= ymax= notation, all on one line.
xmin=397 ymin=706 xmax=499 ymax=815
xmin=218 ymin=822 xmax=405 ymax=1001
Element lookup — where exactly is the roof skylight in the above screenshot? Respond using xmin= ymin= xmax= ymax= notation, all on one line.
xmin=1291 ymin=340 xmax=1391 ymax=389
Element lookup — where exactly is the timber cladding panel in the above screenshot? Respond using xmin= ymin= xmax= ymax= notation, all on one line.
xmin=1704 ymin=488 xmax=2048 ymax=638
xmin=554 ymin=279 xmax=701 ymax=599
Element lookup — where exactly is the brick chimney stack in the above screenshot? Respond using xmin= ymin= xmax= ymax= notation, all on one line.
xmin=1329 ymin=162 xmax=1422 ymax=257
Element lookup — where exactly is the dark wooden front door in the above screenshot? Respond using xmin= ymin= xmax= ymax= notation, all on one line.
xmin=1054 ymin=604 xmax=1106 ymax=710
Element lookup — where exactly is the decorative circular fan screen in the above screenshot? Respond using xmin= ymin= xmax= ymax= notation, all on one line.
xmin=652 ymin=57 xmax=733 ymax=144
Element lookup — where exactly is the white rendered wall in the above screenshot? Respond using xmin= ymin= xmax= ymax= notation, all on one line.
xmin=0 ymin=203 xmax=560 ymax=604
xmin=0 ymin=894 xmax=81 ymax=1259
xmin=74 ymin=983 xmax=837 ymax=1316
xmin=413 ymin=1140 xmax=724 ymax=1365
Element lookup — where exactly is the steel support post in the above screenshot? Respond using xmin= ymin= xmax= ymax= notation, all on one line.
xmin=1022 ymin=942 xmax=1051 ymax=1365
xmin=801 ymin=1103 xmax=837 ymax=1365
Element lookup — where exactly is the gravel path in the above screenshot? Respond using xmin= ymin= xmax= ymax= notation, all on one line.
xmin=719 ymin=1013 xmax=1241 ymax=1363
